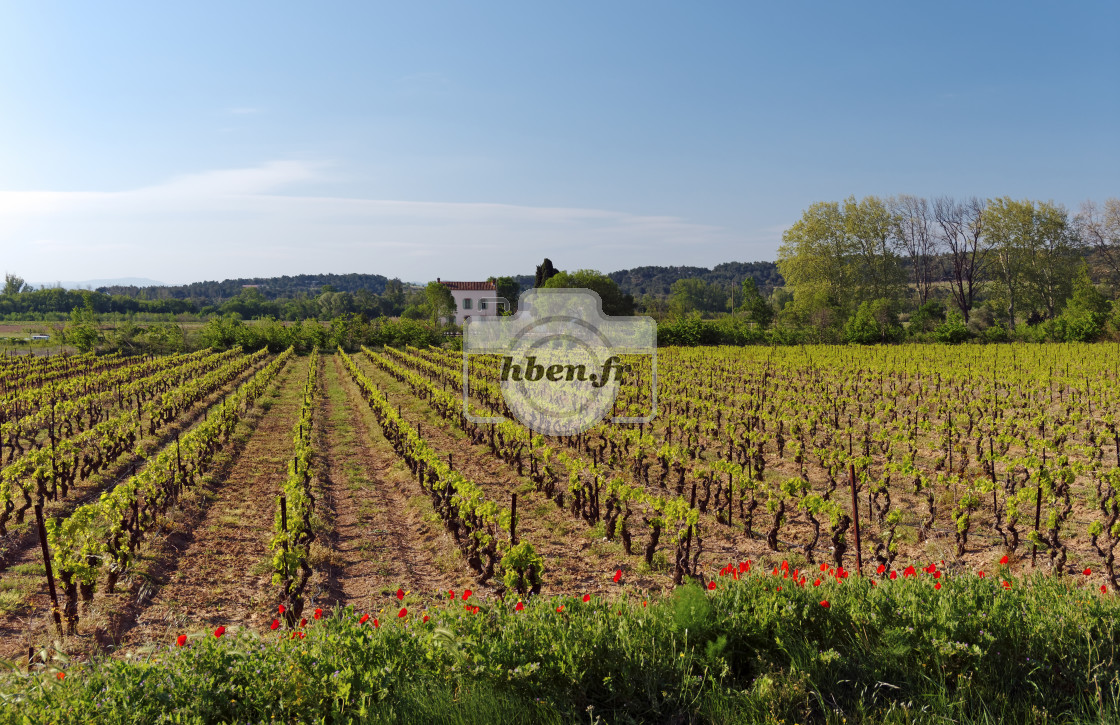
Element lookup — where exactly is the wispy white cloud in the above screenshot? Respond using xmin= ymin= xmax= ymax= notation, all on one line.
xmin=0 ymin=161 xmax=749 ymax=283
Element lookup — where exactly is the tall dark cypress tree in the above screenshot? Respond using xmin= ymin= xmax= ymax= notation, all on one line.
xmin=535 ymin=258 xmax=559 ymax=288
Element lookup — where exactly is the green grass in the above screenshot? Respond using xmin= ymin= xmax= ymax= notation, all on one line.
xmin=6 ymin=570 xmax=1118 ymax=723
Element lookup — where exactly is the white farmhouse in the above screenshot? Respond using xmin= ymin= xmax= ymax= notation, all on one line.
xmin=437 ymin=279 xmax=503 ymax=326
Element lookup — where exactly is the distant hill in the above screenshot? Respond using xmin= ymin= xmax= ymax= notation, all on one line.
xmin=31 ymin=277 xmax=166 ymax=290
xmin=511 ymin=261 xmax=783 ymax=297
xmin=88 ymin=263 xmax=785 ymax=305
xmin=608 ymin=261 xmax=783 ymax=296
xmin=98 ymin=273 xmax=393 ymax=302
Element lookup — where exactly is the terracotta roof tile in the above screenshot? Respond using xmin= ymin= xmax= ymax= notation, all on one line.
xmin=439 ymin=281 xmax=496 ymax=291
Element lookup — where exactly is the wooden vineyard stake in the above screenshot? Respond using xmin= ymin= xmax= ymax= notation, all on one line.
xmin=34 ymin=505 xmax=64 ymax=638
xmin=849 ymin=463 xmax=862 ymax=576
xmin=1032 ymin=449 xmax=1046 ymax=567
xmin=510 ymin=493 xmax=518 ymax=545
xmin=1031 ymin=483 xmax=1043 ymax=567
xmin=175 ymin=434 xmax=182 ymax=498
xmin=727 ymin=473 xmax=733 ymax=527
xmin=279 ymin=495 xmax=289 ymax=583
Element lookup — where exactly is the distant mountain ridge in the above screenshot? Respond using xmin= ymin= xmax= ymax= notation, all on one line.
xmin=89 ymin=263 xmax=784 ymax=305
xmin=98 ymin=273 xmax=393 ymax=301
xmin=511 ymin=260 xmax=784 ymax=298
xmin=31 ymin=277 xmax=166 ymax=290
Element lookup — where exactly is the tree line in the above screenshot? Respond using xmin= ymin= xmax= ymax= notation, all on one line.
xmin=767 ymin=195 xmax=1119 ymax=344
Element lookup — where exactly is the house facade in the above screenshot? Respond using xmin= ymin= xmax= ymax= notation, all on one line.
xmin=437 ymin=279 xmax=502 ymax=326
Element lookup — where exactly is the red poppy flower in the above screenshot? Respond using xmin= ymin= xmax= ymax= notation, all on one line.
xmin=978 ymin=571 xmax=986 ymax=578
xmin=396 ymin=588 xmax=405 ymax=601
xmin=889 ymin=571 xmax=897 ymax=580
xmin=772 ymin=567 xmax=778 ymax=576
xmin=463 ymin=590 xmax=472 ymax=601
xmin=176 ymin=634 xmax=188 ymax=647
xmin=837 ymin=567 xmax=848 ymax=579
xmin=298 ymin=632 xmax=305 ymax=639
xmin=1102 ymin=585 xmax=1108 ymax=594
xmin=449 ymin=590 xmax=455 ymax=600
xmin=820 ymin=600 xmax=830 ymax=608
xmin=1002 ymin=580 xmax=1011 ymax=590
xmin=613 ymin=569 xmax=622 ymax=583
xmin=876 ymin=564 xmax=886 ymax=575
xmin=1083 ymin=567 xmax=1092 ymax=576
xmin=780 ymin=560 xmax=789 ymax=572
xmin=582 ymin=594 xmax=590 ymax=602
xmin=934 ymin=582 xmax=941 ymax=590
xmin=871 ymin=580 xmax=877 ymax=587
xmin=214 ymin=626 xmax=226 ymax=638
xmin=813 ymin=578 xmax=821 ymax=587
xmin=515 ymin=601 xmax=524 ymax=611
xmin=776 ymin=585 xmax=782 ymax=591
xmin=300 ymin=618 xmax=307 ymax=627
xmin=739 ymin=561 xmax=750 ymax=573
xmin=270 ymin=619 xmax=280 ymax=631
xmin=423 ymin=615 xmax=429 ymax=623
xmin=556 ymin=605 xmax=564 ymax=613
xmin=278 ymin=604 xmax=286 ymax=614
xmin=359 ymin=614 xmax=370 ymax=624
xmin=313 ymin=608 xmax=323 ymax=620
xmin=56 ymin=672 xmax=65 ymax=681
xmin=373 ymin=618 xmax=380 ymax=628
xmin=999 ymin=555 xmax=1010 ymax=564
xmin=707 ymin=581 xmax=716 ymax=591
xmin=291 ymin=632 xmax=300 ymax=640
xmin=933 ymin=571 xmax=942 ymax=579
xmin=903 ymin=566 xmax=916 ymax=578
xmin=819 ymin=562 xmax=828 ymax=572
xmin=642 ymin=600 xmax=648 ymax=607
xmin=398 ymin=607 xmax=408 ymax=618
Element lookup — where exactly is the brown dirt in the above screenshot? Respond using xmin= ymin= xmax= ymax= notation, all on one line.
xmin=0 ymin=358 xmax=271 ymax=574
xmin=379 ymin=349 xmax=766 ymax=579
xmin=350 ymin=352 xmax=672 ymax=598
xmin=107 ymin=356 xmax=310 ymax=652
xmin=313 ymin=353 xmax=472 ymax=614
xmin=396 ymin=347 xmax=1092 ymax=582
xmin=0 ymin=357 xmax=276 ymax=662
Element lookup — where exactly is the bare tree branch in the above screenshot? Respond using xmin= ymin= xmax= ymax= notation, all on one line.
xmin=890 ymin=195 xmax=939 ymax=306
xmin=933 ymin=196 xmax=989 ymax=323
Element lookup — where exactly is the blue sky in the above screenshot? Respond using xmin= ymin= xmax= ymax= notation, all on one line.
xmin=1 ymin=1 xmax=1117 ymax=285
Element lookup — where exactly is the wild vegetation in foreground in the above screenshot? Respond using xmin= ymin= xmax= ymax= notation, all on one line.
xmin=4 ymin=567 xmax=1119 ymax=725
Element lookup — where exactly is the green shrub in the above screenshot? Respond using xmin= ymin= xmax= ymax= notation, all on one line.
xmin=10 ymin=573 xmax=1120 ymax=724
xmin=935 ymin=311 xmax=972 ymax=344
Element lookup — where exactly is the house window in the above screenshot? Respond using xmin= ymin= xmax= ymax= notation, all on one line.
xmin=479 ymin=299 xmax=488 ymax=310
xmin=463 ymin=298 xmax=472 ymax=310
